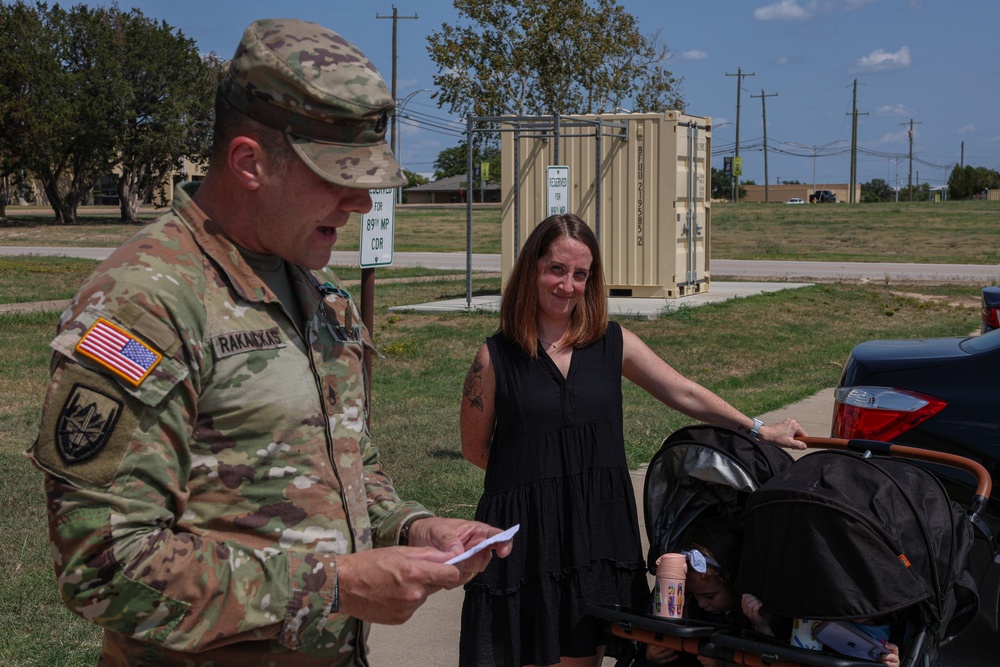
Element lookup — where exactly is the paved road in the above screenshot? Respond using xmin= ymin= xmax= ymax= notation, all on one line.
xmin=4 ymin=246 xmax=1000 ymax=283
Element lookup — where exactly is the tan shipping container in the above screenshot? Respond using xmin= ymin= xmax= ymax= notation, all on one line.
xmin=500 ymin=111 xmax=712 ymax=298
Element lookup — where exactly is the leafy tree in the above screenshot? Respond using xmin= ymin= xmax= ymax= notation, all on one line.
xmin=948 ymin=164 xmax=1000 ymax=200
xmin=0 ymin=2 xmax=217 ymax=224
xmin=711 ymin=167 xmax=745 ymax=201
xmin=401 ymin=169 xmax=429 ymax=203
xmin=433 ymin=143 xmax=501 ymax=183
xmin=404 ymin=169 xmax=430 ymax=189
xmin=0 ymin=153 xmax=16 ymax=217
xmin=861 ymin=178 xmax=894 ymax=203
xmin=112 ymin=10 xmax=219 ymax=222
xmin=0 ymin=2 xmax=122 ymax=225
xmin=427 ymin=0 xmax=684 ymax=119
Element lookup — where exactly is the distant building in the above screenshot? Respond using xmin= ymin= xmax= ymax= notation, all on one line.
xmin=404 ymin=174 xmax=500 ymax=204
xmin=741 ymin=183 xmax=860 ymax=203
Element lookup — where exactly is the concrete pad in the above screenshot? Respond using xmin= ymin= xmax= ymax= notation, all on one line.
xmin=388 ymin=281 xmax=814 ymax=320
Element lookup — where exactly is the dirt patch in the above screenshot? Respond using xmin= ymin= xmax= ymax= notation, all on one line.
xmin=887 ymin=290 xmax=980 ymax=309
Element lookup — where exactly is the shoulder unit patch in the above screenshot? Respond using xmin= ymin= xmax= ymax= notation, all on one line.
xmin=75 ymin=318 xmax=162 ymax=386
xmin=56 ymin=383 xmax=125 ymax=463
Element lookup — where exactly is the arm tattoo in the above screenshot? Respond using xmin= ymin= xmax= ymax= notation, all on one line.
xmin=463 ymin=359 xmax=484 ymax=412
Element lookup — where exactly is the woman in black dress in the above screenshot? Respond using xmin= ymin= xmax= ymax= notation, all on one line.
xmin=458 ymin=213 xmax=807 ymax=667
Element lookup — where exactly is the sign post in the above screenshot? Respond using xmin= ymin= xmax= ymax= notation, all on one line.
xmin=546 ymin=165 xmax=570 ymax=216
xmin=360 ymin=188 xmax=395 ymax=268
xmin=358 ymin=187 xmax=395 ymax=427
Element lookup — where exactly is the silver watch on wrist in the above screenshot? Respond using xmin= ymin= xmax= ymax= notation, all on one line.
xmin=748 ymin=418 xmax=764 ymax=441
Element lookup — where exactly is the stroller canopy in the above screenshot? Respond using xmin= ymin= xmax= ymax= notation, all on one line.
xmin=737 ymin=450 xmax=978 ymax=644
xmin=644 ymin=424 xmax=794 ymax=574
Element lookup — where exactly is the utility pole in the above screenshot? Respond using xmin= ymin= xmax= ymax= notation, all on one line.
xmin=751 ymin=89 xmax=777 ymax=203
xmin=376 ymin=5 xmax=418 ymax=155
xmin=902 ymin=118 xmax=922 ymax=201
xmin=725 ymin=68 xmax=754 ymax=202
xmin=367 ymin=5 xmax=417 ymax=423
xmin=846 ymin=79 xmax=867 ymax=204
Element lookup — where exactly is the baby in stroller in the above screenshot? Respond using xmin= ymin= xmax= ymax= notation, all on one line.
xmin=731 ymin=443 xmax=982 ymax=667
xmin=642 ymin=517 xmax=746 ymax=667
xmin=740 ymin=593 xmax=900 ymax=667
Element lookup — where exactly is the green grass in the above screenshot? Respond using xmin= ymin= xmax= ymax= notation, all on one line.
xmin=710 ymin=199 xmax=1000 ymax=264
xmin=0 ymin=204 xmax=504 ymax=254
xmin=0 ymin=256 xmax=105 ymax=304
xmin=4 ymin=199 xmax=1000 ymax=263
xmin=1 ymin=308 xmax=105 ymax=665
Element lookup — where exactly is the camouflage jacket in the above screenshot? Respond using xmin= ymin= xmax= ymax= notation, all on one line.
xmin=28 ymin=183 xmax=430 ymax=666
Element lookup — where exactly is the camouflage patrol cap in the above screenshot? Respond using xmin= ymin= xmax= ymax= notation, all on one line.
xmin=220 ymin=18 xmax=405 ymax=188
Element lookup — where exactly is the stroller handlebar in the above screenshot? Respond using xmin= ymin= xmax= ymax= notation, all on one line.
xmin=799 ymin=436 xmax=992 ymax=503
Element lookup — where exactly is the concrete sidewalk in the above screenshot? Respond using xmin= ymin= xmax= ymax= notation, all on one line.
xmin=367 ymin=389 xmax=835 ymax=666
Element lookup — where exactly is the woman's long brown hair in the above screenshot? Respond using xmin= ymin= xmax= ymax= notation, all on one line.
xmin=498 ymin=213 xmax=608 ymax=357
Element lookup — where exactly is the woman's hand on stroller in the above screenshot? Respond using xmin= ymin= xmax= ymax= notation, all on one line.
xmin=741 ymin=593 xmax=775 ymax=636
xmin=757 ymin=418 xmax=808 ymax=450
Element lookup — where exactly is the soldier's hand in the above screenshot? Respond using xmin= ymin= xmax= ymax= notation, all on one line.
xmin=335 ymin=546 xmax=463 ymax=625
xmin=406 ymin=517 xmax=513 ymax=583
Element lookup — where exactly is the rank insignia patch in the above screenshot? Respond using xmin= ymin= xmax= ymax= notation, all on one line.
xmin=56 ymin=383 xmax=124 ymax=463
xmin=75 ymin=318 xmax=161 ymax=386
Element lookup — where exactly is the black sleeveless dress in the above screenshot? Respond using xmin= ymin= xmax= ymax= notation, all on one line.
xmin=459 ymin=323 xmax=649 ymax=666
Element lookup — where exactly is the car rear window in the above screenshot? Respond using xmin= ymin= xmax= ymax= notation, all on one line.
xmin=960 ymin=330 xmax=1000 ymax=353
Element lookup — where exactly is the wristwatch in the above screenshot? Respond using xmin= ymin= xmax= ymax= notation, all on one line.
xmin=398 ymin=513 xmax=432 ymax=546
xmin=748 ymin=418 xmax=764 ymax=441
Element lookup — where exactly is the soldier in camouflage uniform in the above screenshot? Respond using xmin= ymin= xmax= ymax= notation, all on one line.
xmin=28 ymin=18 xmax=510 ymax=666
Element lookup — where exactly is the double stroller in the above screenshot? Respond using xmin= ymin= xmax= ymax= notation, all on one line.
xmin=588 ymin=424 xmax=994 ymax=667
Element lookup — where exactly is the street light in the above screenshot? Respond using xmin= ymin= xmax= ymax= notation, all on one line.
xmin=395 ymin=89 xmax=431 ymax=203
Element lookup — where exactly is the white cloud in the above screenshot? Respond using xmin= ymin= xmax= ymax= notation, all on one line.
xmin=755 ymin=0 xmax=811 ymax=21
xmin=776 ymin=55 xmax=790 ymax=65
xmin=845 ymin=0 xmax=882 ymax=9
xmin=874 ymin=130 xmax=910 ymax=146
xmin=856 ymin=46 xmax=911 ymax=71
xmin=756 ymin=0 xmax=883 ymax=21
xmin=682 ymin=49 xmax=709 ymax=61
xmin=957 ymin=124 xmax=975 ymax=135
xmin=876 ymin=104 xmax=909 ymax=115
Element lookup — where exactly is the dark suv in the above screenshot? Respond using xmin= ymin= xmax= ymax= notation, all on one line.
xmin=809 ymin=190 xmax=836 ymax=203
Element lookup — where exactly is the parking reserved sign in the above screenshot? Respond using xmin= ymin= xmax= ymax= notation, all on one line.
xmin=360 ymin=188 xmax=395 ymax=268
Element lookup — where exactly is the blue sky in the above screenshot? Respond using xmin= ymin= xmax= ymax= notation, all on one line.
xmin=114 ymin=0 xmax=999 ymax=190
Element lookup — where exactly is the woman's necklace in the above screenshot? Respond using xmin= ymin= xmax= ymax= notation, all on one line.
xmin=538 ymin=336 xmax=564 ymax=349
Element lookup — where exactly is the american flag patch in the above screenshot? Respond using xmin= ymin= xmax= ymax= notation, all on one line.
xmin=75 ymin=318 xmax=162 ymax=386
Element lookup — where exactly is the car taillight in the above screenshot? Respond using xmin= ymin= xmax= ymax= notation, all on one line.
xmin=833 ymin=386 xmax=947 ymax=442
xmin=982 ymin=304 xmax=1000 ymax=331
xmin=982 ymin=286 xmax=1000 ymax=333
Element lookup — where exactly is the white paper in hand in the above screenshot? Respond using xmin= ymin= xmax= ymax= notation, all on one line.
xmin=445 ymin=524 xmax=520 ymax=565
